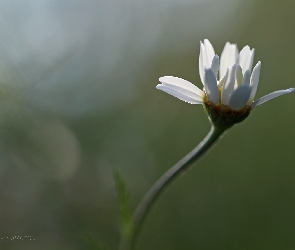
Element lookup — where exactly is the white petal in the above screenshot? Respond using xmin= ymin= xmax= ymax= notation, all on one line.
xmin=200 ymin=42 xmax=210 ymax=68
xmin=211 ymin=55 xmax=219 ymax=77
xmin=249 ymin=61 xmax=261 ymax=102
xmin=250 ymin=88 xmax=294 ymax=109
xmin=156 ymin=84 xmax=203 ymax=104
xmin=239 ymin=46 xmax=255 ymax=74
xmin=199 ymin=41 xmax=205 ymax=85
xmin=159 ymin=76 xmax=204 ymax=96
xmin=242 ymin=70 xmax=251 ymax=85
xmin=228 ymin=85 xmax=252 ymax=110
xmin=248 ymin=49 xmax=255 ymax=72
xmin=204 ymin=39 xmax=215 ymax=66
xmin=157 ymin=76 xmax=204 ymax=104
xmin=238 ymin=46 xmax=250 ymax=69
xmin=220 ymin=42 xmax=238 ymax=80
xmin=221 ymin=65 xmax=238 ymax=105
xmin=218 ymin=68 xmax=228 ymax=89
xmin=235 ymin=65 xmax=243 ymax=87
xmin=204 ymin=68 xmax=218 ymax=104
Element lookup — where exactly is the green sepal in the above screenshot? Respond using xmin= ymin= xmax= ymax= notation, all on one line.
xmin=203 ymin=101 xmax=251 ymax=130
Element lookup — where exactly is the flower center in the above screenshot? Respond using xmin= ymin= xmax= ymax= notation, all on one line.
xmin=203 ymin=100 xmax=251 ymax=129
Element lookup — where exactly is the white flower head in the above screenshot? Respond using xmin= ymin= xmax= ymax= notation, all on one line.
xmin=157 ymin=39 xmax=294 ymax=128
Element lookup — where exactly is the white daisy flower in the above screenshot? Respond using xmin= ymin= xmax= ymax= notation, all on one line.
xmin=157 ymin=39 xmax=294 ymax=128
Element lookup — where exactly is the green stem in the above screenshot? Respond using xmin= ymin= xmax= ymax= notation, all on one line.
xmin=121 ymin=125 xmax=226 ymax=250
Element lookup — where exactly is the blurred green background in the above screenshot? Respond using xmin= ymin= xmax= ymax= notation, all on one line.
xmin=0 ymin=0 xmax=294 ymax=249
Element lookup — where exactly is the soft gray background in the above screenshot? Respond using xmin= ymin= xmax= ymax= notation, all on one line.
xmin=0 ymin=0 xmax=294 ymax=249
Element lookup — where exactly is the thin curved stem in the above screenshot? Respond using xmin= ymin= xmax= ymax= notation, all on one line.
xmin=121 ymin=125 xmax=226 ymax=250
